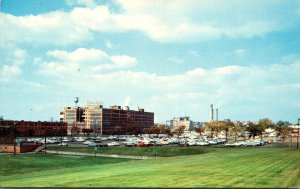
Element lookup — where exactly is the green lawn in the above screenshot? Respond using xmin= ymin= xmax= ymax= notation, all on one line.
xmin=0 ymin=148 xmax=299 ymax=188
xmin=47 ymin=146 xmax=213 ymax=157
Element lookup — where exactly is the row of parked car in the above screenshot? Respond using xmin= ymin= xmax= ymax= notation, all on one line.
xmin=224 ymin=140 xmax=269 ymax=147
xmin=78 ymin=136 xmax=229 ymax=147
xmin=17 ymin=135 xmax=270 ymax=148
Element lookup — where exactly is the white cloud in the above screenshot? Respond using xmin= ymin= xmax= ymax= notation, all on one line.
xmin=0 ymin=11 xmax=93 ymax=47
xmin=0 ymin=48 xmax=27 ymax=82
xmin=114 ymin=0 xmax=300 ymax=42
xmin=34 ymin=53 xmax=300 ymax=121
xmin=0 ymin=65 xmax=22 ymax=78
xmin=111 ymin=55 xmax=137 ymax=68
xmin=38 ymin=48 xmax=137 ymax=77
xmin=1 ymin=1 xmax=299 ymax=46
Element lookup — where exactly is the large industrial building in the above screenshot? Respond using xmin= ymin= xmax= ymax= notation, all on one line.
xmin=60 ymin=105 xmax=154 ymax=135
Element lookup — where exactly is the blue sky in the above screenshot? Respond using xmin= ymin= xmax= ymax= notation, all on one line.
xmin=0 ymin=0 xmax=300 ymax=124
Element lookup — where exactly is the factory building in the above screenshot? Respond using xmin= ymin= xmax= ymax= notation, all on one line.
xmin=60 ymin=105 xmax=154 ymax=135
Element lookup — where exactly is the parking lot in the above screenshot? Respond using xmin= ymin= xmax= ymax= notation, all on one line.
xmin=15 ymin=133 xmax=280 ymax=149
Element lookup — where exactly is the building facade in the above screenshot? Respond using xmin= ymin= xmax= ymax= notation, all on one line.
xmin=60 ymin=105 xmax=154 ymax=135
xmin=0 ymin=120 xmax=67 ymax=144
xmin=170 ymin=116 xmax=193 ymax=130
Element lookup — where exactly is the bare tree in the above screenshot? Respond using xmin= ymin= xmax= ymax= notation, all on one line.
xmin=173 ymin=125 xmax=186 ymax=138
xmin=158 ymin=125 xmax=172 ymax=137
xmin=194 ymin=127 xmax=205 ymax=137
xmin=149 ymin=125 xmax=160 ymax=137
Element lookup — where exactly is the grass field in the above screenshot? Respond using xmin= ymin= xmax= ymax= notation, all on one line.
xmin=0 ymin=148 xmax=299 ymax=188
xmin=47 ymin=146 xmax=213 ymax=157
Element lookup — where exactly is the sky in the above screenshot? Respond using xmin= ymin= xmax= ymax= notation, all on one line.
xmin=0 ymin=0 xmax=300 ymax=124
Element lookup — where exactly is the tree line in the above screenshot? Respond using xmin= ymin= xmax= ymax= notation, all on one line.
xmin=68 ymin=118 xmax=294 ymax=143
xmin=201 ymin=118 xmax=293 ymax=142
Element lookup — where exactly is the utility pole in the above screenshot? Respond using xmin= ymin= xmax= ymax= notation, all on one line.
xmin=13 ymin=121 xmax=17 ymax=156
xmin=44 ymin=123 xmax=47 ymax=154
xmin=297 ymin=118 xmax=299 ymax=149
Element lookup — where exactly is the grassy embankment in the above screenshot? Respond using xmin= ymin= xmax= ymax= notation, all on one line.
xmin=0 ymin=147 xmax=299 ymax=188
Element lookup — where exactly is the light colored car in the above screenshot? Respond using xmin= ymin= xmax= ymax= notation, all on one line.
xmin=187 ymin=140 xmax=196 ymax=146
xmin=88 ymin=142 xmax=97 ymax=147
xmin=208 ymin=140 xmax=218 ymax=145
xmin=225 ymin=142 xmax=240 ymax=147
xmin=83 ymin=140 xmax=93 ymax=145
xmin=196 ymin=141 xmax=209 ymax=146
xmin=107 ymin=142 xmax=120 ymax=146
xmin=244 ymin=141 xmax=261 ymax=146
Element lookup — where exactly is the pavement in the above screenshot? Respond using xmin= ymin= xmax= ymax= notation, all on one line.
xmin=45 ymin=150 xmax=158 ymax=159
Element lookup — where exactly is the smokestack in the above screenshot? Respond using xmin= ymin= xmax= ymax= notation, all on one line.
xmin=210 ymin=104 xmax=214 ymax=122
xmin=216 ymin=108 xmax=218 ymax=122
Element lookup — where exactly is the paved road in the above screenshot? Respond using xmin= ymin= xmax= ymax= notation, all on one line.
xmin=46 ymin=150 xmax=158 ymax=160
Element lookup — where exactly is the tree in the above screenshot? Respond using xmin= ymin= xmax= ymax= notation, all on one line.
xmin=275 ymin=121 xmax=290 ymax=137
xmin=70 ymin=125 xmax=80 ymax=137
xmin=194 ymin=127 xmax=205 ymax=137
xmin=247 ymin=122 xmax=258 ymax=139
xmin=158 ymin=125 xmax=172 ymax=137
xmin=229 ymin=121 xmax=244 ymax=142
xmin=280 ymin=127 xmax=293 ymax=143
xmin=275 ymin=121 xmax=292 ymax=143
xmin=173 ymin=125 xmax=186 ymax=138
xmin=205 ymin=122 xmax=217 ymax=138
xmin=258 ymin=118 xmax=274 ymax=140
xmin=219 ymin=119 xmax=234 ymax=140
xmin=82 ymin=128 xmax=94 ymax=136
xmin=149 ymin=126 xmax=160 ymax=137
xmin=125 ymin=125 xmax=140 ymax=135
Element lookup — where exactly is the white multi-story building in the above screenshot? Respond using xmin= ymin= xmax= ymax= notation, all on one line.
xmin=170 ymin=116 xmax=193 ymax=130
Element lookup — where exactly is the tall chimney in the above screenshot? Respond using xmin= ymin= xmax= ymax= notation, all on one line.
xmin=216 ymin=108 xmax=219 ymax=122
xmin=210 ymin=104 xmax=214 ymax=122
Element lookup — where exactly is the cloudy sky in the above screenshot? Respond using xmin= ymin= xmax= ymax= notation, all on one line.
xmin=1 ymin=0 xmax=300 ymax=123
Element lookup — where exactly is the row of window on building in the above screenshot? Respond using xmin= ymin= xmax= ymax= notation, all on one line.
xmin=60 ymin=105 xmax=154 ymax=135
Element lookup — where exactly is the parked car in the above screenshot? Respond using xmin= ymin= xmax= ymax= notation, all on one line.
xmin=244 ymin=141 xmax=261 ymax=146
xmin=124 ymin=141 xmax=137 ymax=147
xmin=107 ymin=142 xmax=120 ymax=146
xmin=225 ymin=142 xmax=241 ymax=147
xmin=208 ymin=140 xmax=218 ymax=145
xmin=83 ymin=140 xmax=93 ymax=145
xmin=187 ymin=140 xmax=196 ymax=146
xmin=88 ymin=142 xmax=98 ymax=147
xmin=196 ymin=141 xmax=209 ymax=146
